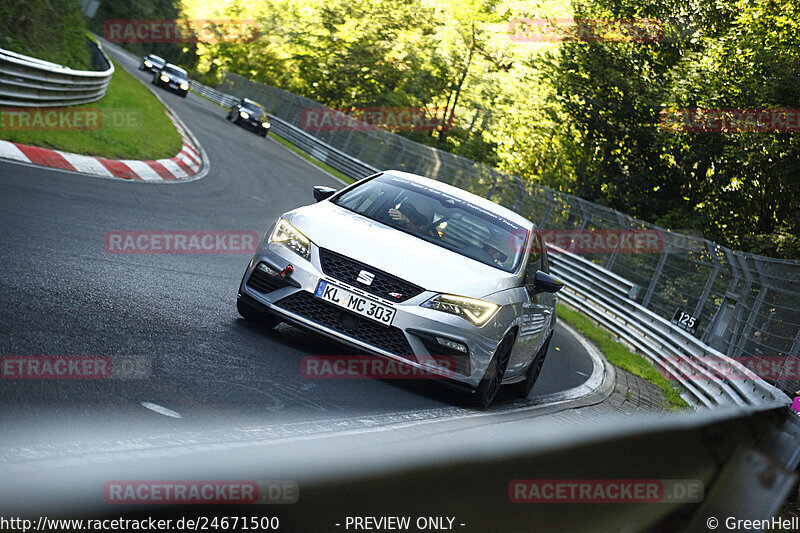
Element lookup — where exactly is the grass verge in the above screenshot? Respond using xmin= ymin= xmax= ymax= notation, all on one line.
xmin=190 ymin=88 xmax=354 ymax=184
xmin=557 ymin=302 xmax=689 ymax=409
xmin=0 ymin=58 xmax=183 ymax=160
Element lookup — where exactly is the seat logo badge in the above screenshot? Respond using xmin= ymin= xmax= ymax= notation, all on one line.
xmin=389 ymin=292 xmax=403 ymax=299
xmin=356 ymin=270 xmax=375 ymax=286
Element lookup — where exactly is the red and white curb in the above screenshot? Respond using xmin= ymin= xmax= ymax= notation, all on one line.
xmin=0 ymin=114 xmax=203 ymax=182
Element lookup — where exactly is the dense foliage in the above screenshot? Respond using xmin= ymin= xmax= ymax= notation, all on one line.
xmin=86 ymin=0 xmax=196 ymax=66
xmin=9 ymin=0 xmax=797 ymax=258
xmin=1 ymin=0 xmax=90 ymax=69
xmin=554 ymin=0 xmax=800 ymax=258
xmin=182 ymin=0 xmax=798 ymax=258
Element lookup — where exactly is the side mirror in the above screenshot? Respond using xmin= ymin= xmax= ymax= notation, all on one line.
xmin=313 ymin=186 xmax=337 ymax=202
xmin=530 ymin=271 xmax=564 ymax=294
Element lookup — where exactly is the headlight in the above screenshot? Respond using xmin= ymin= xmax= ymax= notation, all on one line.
xmin=422 ymin=294 xmax=499 ymax=326
xmin=261 ymin=122 xmax=270 ymax=128
xmin=144 ymin=61 xmax=152 ymax=67
xmin=240 ymin=111 xmax=250 ymax=119
xmin=180 ymin=83 xmax=189 ymax=90
xmin=269 ymin=219 xmax=311 ymax=260
xmin=160 ymin=75 xmax=169 ymax=82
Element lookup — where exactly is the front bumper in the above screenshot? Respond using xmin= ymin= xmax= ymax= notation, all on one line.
xmin=237 ymin=117 xmax=270 ymax=133
xmin=158 ymin=79 xmax=188 ymax=95
xmin=238 ymin=242 xmax=511 ymax=389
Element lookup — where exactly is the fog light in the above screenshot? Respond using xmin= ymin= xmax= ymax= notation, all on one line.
xmin=436 ymin=337 xmax=467 ymax=353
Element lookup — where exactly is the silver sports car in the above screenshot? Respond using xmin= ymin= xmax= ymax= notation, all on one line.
xmin=237 ymin=171 xmax=563 ymax=406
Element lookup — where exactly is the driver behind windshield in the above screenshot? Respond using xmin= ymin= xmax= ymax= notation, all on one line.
xmin=387 ymin=203 xmax=428 ymax=233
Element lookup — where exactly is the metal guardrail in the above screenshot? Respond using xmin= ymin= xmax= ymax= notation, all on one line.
xmin=1 ymin=402 xmax=797 ymax=531
xmin=548 ymin=247 xmax=788 ymax=408
xmin=188 ymin=81 xmax=239 ymax=109
xmin=0 ymin=38 xmax=114 ymax=107
xmin=189 ymin=79 xmax=789 ymax=409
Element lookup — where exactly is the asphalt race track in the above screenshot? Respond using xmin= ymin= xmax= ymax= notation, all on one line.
xmin=0 ymin=49 xmax=595 ymax=441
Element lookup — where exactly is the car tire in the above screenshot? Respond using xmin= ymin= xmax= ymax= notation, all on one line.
xmin=471 ymin=331 xmax=516 ymax=408
xmin=237 ymin=297 xmax=280 ymax=330
xmin=259 ymin=130 xmax=268 ymax=137
xmin=510 ymin=332 xmax=552 ymax=399
xmin=181 ymin=92 xmax=187 ymax=98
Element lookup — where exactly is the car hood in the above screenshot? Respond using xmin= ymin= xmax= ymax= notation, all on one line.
xmin=284 ymin=201 xmax=521 ymax=298
xmin=242 ymin=111 xmax=267 ymax=122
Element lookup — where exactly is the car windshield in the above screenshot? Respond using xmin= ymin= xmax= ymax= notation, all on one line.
xmin=241 ymin=102 xmax=265 ymax=117
xmin=333 ymin=175 xmax=528 ymax=272
xmin=147 ymin=55 xmax=164 ymax=66
xmin=162 ymin=65 xmax=186 ymax=79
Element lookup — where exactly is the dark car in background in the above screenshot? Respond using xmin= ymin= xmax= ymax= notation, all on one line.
xmin=152 ymin=63 xmax=189 ymax=98
xmin=139 ymin=54 xmax=165 ymax=74
xmin=227 ymin=98 xmax=271 ymax=136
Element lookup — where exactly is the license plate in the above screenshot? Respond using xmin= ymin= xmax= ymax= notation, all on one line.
xmin=314 ymin=280 xmax=396 ymax=326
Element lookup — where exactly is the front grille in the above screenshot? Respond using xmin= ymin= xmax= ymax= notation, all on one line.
xmin=319 ymin=248 xmax=425 ymax=303
xmin=246 ymin=265 xmax=290 ymax=294
xmin=276 ymin=291 xmax=415 ymax=360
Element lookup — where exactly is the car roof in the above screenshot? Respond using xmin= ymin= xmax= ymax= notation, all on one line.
xmin=378 ymin=170 xmax=534 ymax=230
xmin=163 ymin=63 xmax=187 ymax=74
xmin=242 ymin=98 xmax=265 ymax=109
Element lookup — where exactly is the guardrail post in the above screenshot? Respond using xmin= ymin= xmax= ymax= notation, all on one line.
xmin=341 ymin=128 xmax=355 ymax=153
xmin=729 ymin=255 xmax=764 ymax=359
xmin=642 ymin=248 xmax=669 ymax=308
xmin=539 ymin=195 xmax=555 ymax=228
xmin=486 ymin=168 xmax=499 ymax=200
xmin=693 ymin=245 xmax=722 ymax=329
xmin=511 ymin=176 xmax=526 ymax=213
